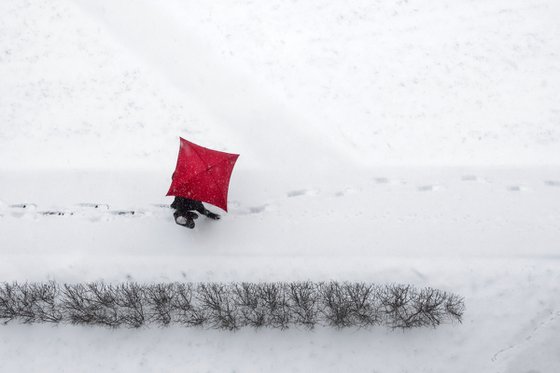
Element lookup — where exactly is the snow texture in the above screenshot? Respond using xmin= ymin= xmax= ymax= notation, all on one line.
xmin=1 ymin=0 xmax=560 ymax=371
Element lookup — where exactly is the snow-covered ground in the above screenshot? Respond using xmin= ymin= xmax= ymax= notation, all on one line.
xmin=1 ymin=0 xmax=560 ymax=372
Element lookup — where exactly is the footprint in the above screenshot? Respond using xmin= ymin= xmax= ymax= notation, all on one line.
xmin=461 ymin=175 xmax=488 ymax=182
xmin=544 ymin=180 xmax=560 ymax=187
xmin=110 ymin=210 xmax=137 ymax=216
xmin=507 ymin=185 xmax=528 ymax=192
xmin=9 ymin=203 xmax=37 ymax=217
xmin=249 ymin=205 xmax=268 ymax=214
xmin=151 ymin=204 xmax=171 ymax=211
xmin=417 ymin=185 xmax=443 ymax=192
xmin=287 ymin=189 xmax=307 ymax=197
xmin=9 ymin=203 xmax=37 ymax=210
xmin=77 ymin=203 xmax=110 ymax=210
xmin=39 ymin=210 xmax=73 ymax=216
xmin=248 ymin=205 xmax=268 ymax=214
xmin=87 ymin=214 xmax=111 ymax=223
xmin=235 ymin=204 xmax=272 ymax=215
xmin=287 ymin=189 xmax=319 ymax=198
xmin=334 ymin=187 xmax=357 ymax=197
xmin=373 ymin=177 xmax=406 ymax=186
xmin=373 ymin=177 xmax=390 ymax=184
xmin=461 ymin=175 xmax=477 ymax=181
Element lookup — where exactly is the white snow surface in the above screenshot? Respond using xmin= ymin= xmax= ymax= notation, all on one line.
xmin=1 ymin=0 xmax=560 ymax=372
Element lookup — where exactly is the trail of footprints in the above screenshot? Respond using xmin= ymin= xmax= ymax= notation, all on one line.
xmin=0 ymin=202 xmax=163 ymax=220
xmin=236 ymin=176 xmax=560 ymax=215
xmin=1 ymin=177 xmax=559 ymax=219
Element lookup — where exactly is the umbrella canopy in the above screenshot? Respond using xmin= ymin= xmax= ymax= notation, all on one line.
xmin=167 ymin=138 xmax=239 ymax=212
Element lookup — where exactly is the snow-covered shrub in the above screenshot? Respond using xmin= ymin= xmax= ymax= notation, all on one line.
xmin=0 ymin=282 xmax=464 ymax=330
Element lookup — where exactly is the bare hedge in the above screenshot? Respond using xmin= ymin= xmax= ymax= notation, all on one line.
xmin=0 ymin=282 xmax=464 ymax=330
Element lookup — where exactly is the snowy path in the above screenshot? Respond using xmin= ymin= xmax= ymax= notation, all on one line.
xmin=2 ymin=168 xmax=559 ymax=260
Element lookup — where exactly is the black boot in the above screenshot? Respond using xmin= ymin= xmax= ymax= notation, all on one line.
xmin=174 ymin=211 xmax=198 ymax=229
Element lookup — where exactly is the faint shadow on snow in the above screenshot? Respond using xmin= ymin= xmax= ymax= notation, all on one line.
xmin=72 ymin=0 xmax=353 ymax=170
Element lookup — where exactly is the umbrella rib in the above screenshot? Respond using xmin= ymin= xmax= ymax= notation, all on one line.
xmin=189 ymin=143 xmax=207 ymax=169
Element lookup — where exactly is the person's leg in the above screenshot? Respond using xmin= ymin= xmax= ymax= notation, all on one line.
xmin=194 ymin=205 xmax=220 ymax=220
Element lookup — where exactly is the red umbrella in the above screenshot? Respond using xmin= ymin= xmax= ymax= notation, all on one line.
xmin=166 ymin=138 xmax=239 ymax=212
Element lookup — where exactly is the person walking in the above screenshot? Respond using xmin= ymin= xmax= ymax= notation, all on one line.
xmin=171 ymin=196 xmax=220 ymax=229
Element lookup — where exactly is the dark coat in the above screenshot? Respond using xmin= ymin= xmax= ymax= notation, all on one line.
xmin=171 ymin=197 xmax=205 ymax=214
xmin=171 ymin=197 xmax=220 ymax=220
